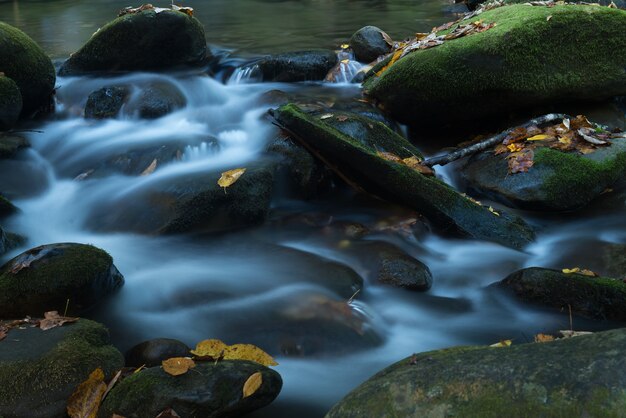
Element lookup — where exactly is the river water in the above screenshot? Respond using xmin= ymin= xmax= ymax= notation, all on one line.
xmin=1 ymin=1 xmax=626 ymax=417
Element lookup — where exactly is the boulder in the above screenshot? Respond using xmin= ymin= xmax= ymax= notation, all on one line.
xmin=125 ymin=338 xmax=191 ymax=367
xmin=497 ymin=267 xmax=626 ymax=321
xmin=125 ymin=81 xmax=186 ymax=119
xmin=84 ymin=86 xmax=130 ymax=119
xmin=59 ymin=9 xmax=208 ymax=75
xmin=99 ymin=361 xmax=282 ymax=418
xmin=363 ymin=5 xmax=626 ymax=126
xmin=0 ymin=76 xmax=21 ymax=130
xmin=327 ymin=328 xmax=626 ymax=418
xmin=0 ymin=22 xmax=55 ymax=115
xmin=461 ymin=138 xmax=626 ymax=211
xmin=349 ymin=26 xmax=392 ymax=63
xmin=0 ymin=243 xmax=124 ymax=318
xmin=0 ymin=152 xmax=51 ymax=198
xmin=270 ymin=104 xmax=535 ymax=250
xmin=0 ymin=133 xmax=29 ymax=158
xmin=255 ymin=50 xmax=338 ymax=82
xmin=87 ymin=165 xmax=274 ymax=234
xmin=0 ymin=194 xmax=17 ymax=218
xmin=0 ymin=319 xmax=124 ymax=418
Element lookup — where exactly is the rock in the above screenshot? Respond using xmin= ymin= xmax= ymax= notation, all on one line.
xmin=0 ymin=243 xmax=124 ymax=318
xmin=270 ymin=104 xmax=535 ymax=250
xmin=327 ymin=328 xmax=626 ymax=418
xmin=349 ymin=26 xmax=392 ymax=63
xmin=125 ymin=338 xmax=191 ymax=367
xmin=255 ymin=50 xmax=338 ymax=82
xmin=363 ymin=5 xmax=626 ymax=126
xmin=99 ymin=361 xmax=282 ymax=418
xmin=461 ymin=138 xmax=626 ymax=211
xmin=0 ymin=133 xmax=30 ymax=158
xmin=84 ymin=86 xmax=130 ymax=119
xmin=0 ymin=152 xmax=50 ymax=198
xmin=602 ymin=243 xmax=626 ymax=279
xmin=497 ymin=267 xmax=626 ymax=321
xmin=0 ymin=319 xmax=124 ymax=418
xmin=0 ymin=22 xmax=55 ymax=116
xmin=0 ymin=194 xmax=18 ymax=218
xmin=59 ymin=9 xmax=208 ymax=75
xmin=0 ymin=226 xmax=24 ymax=257
xmin=125 ymin=81 xmax=187 ymax=119
xmin=0 ymin=76 xmax=22 ymax=130
xmin=87 ymin=165 xmax=274 ymax=234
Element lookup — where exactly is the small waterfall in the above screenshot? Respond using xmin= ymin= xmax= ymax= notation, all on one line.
xmin=325 ymin=50 xmax=364 ymax=84
xmin=228 ymin=64 xmax=261 ymax=84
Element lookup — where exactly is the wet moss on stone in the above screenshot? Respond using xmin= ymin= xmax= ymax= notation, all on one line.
xmin=0 ymin=76 xmax=22 ymax=131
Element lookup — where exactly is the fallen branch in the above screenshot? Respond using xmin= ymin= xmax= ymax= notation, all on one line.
xmin=423 ymin=113 xmax=569 ymax=167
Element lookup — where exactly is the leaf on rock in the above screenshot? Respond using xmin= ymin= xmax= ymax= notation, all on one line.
xmin=559 ymin=330 xmax=593 ymax=338
xmin=217 ymin=168 xmax=246 ymax=189
xmin=162 ymin=357 xmax=196 ymax=376
xmin=534 ymin=333 xmax=555 ymax=343
xmin=155 ymin=408 xmax=181 ymax=418
xmin=401 ymin=156 xmax=435 ymax=176
xmin=489 ymin=339 xmax=512 ymax=347
xmin=171 ymin=4 xmax=194 ymax=16
xmin=191 ymin=339 xmax=228 ymax=359
xmin=39 ymin=311 xmax=79 ymax=331
xmin=9 ymin=245 xmax=54 ymax=274
xmin=526 ymin=134 xmax=552 ymax=141
xmin=376 ymin=151 xmax=402 ymax=163
xmin=578 ymin=128 xmax=607 ymax=145
xmin=242 ymin=372 xmax=263 ymax=398
xmin=507 ymin=149 xmax=534 ymax=174
xmin=67 ymin=368 xmax=107 ymax=418
xmin=320 ymin=113 xmax=333 ymax=120
xmin=191 ymin=339 xmax=278 ymax=366
xmin=562 ymin=267 xmax=597 ymax=277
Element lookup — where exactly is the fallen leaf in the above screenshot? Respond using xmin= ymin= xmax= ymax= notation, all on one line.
xmin=223 ymin=344 xmax=278 ymax=366
xmin=340 ymin=44 xmax=350 ymax=49
xmin=562 ymin=267 xmax=597 ymax=277
xmin=534 ymin=333 xmax=555 ymax=342
xmin=559 ymin=330 xmax=593 ymax=338
xmin=401 ymin=156 xmax=435 ymax=176
xmin=103 ymin=369 xmax=122 ymax=401
xmin=546 ymin=15 xmax=552 ymax=21
xmin=162 ymin=357 xmax=196 ymax=376
xmin=320 ymin=114 xmax=333 ymax=120
xmin=488 ymin=206 xmax=500 ymax=216
xmin=171 ymin=4 xmax=193 ymax=16
xmin=375 ymin=49 xmax=403 ymax=76
xmin=0 ymin=327 xmax=7 ymax=341
xmin=506 ymin=143 xmax=524 ymax=153
xmin=217 ymin=168 xmax=246 ymax=189
xmin=507 ymin=149 xmax=534 ymax=174
xmin=526 ymin=134 xmax=552 ymax=141
xmin=578 ymin=128 xmax=607 ymax=145
xmin=376 ymin=151 xmax=402 ymax=163
xmin=242 ymin=372 xmax=263 ymax=398
xmin=489 ymin=339 xmax=512 ymax=347
xmin=9 ymin=245 xmax=55 ymax=274
xmin=140 ymin=158 xmax=157 ymax=176
xmin=39 ymin=311 xmax=79 ymax=331
xmin=191 ymin=339 xmax=228 ymax=359
xmin=155 ymin=408 xmax=180 ymax=418
xmin=562 ymin=267 xmax=580 ymax=274
xmin=67 ymin=368 xmax=107 ymax=418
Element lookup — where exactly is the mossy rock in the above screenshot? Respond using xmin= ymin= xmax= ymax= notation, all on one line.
xmin=0 ymin=133 xmax=29 ymax=159
xmin=497 ymin=267 xmax=626 ymax=321
xmin=0 ymin=319 xmax=124 ymax=418
xmin=0 ymin=243 xmax=124 ymax=318
xmin=327 ymin=328 xmax=626 ymax=418
xmin=0 ymin=194 xmax=17 ymax=218
xmin=255 ymin=50 xmax=338 ymax=82
xmin=0 ymin=76 xmax=21 ymax=131
xmin=58 ymin=10 xmax=208 ymax=75
xmin=461 ymin=138 xmax=626 ymax=211
xmin=99 ymin=361 xmax=282 ymax=418
xmin=271 ymin=104 xmax=535 ymax=250
xmin=0 ymin=22 xmax=55 ymax=116
xmin=363 ymin=5 xmax=626 ymax=126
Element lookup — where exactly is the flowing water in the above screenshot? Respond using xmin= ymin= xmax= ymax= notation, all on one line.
xmin=2 ymin=1 xmax=626 ymax=417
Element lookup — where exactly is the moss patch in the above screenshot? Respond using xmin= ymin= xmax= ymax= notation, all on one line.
xmin=0 ymin=76 xmax=22 ymax=131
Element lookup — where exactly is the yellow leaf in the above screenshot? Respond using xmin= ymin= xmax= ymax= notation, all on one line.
xmin=488 ymin=206 xmax=500 ymax=216
xmin=162 ymin=357 xmax=196 ymax=376
xmin=534 ymin=333 xmax=555 ymax=343
xmin=191 ymin=339 xmax=228 ymax=358
xmin=242 ymin=372 xmax=263 ymax=398
xmin=506 ymin=143 xmax=523 ymax=153
xmin=67 ymin=368 xmax=107 ymax=418
xmin=375 ymin=49 xmax=403 ymax=77
xmin=489 ymin=339 xmax=512 ymax=348
xmin=217 ymin=168 xmax=246 ymax=188
xmin=191 ymin=339 xmax=278 ymax=366
xmin=526 ymin=134 xmax=551 ymax=141
xmin=340 ymin=44 xmax=350 ymax=49
xmin=562 ymin=267 xmax=580 ymax=274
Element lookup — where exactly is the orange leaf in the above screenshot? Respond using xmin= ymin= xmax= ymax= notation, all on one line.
xmin=67 ymin=368 xmax=107 ymax=418
xmin=242 ymin=372 xmax=263 ymax=398
xmin=162 ymin=357 xmax=196 ymax=376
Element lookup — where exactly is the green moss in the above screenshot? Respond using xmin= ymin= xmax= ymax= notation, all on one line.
xmin=0 ymin=76 xmax=22 ymax=131
xmin=0 ymin=22 xmax=55 ymax=115
xmin=364 ymin=5 xmax=626 ymax=124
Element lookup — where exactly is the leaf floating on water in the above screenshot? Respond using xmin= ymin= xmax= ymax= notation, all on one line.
xmin=140 ymin=158 xmax=157 ymax=176
xmin=162 ymin=357 xmax=196 ymax=376
xmin=489 ymin=339 xmax=512 ymax=348
xmin=191 ymin=339 xmax=278 ymax=366
xmin=242 ymin=372 xmax=263 ymax=398
xmin=217 ymin=168 xmax=246 ymax=189
xmin=39 ymin=311 xmax=79 ymax=331
xmin=67 ymin=368 xmax=107 ymax=418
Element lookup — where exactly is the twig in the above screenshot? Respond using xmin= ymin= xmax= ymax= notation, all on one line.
xmin=423 ymin=113 xmax=568 ymax=167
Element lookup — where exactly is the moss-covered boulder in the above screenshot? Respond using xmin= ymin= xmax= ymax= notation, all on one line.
xmin=0 ymin=22 xmax=55 ymax=116
xmin=461 ymin=138 xmax=626 ymax=211
xmin=350 ymin=26 xmax=392 ymax=63
xmin=0 ymin=133 xmax=29 ymax=158
xmin=271 ymin=104 xmax=535 ymax=250
xmin=0 ymin=319 xmax=124 ymax=418
xmin=0 ymin=243 xmax=124 ymax=318
xmin=497 ymin=267 xmax=626 ymax=321
xmin=363 ymin=5 xmax=626 ymax=126
xmin=87 ymin=165 xmax=273 ymax=235
xmin=58 ymin=9 xmax=208 ymax=76
xmin=0 ymin=76 xmax=22 ymax=130
xmin=254 ymin=50 xmax=338 ymax=82
xmin=99 ymin=361 xmax=282 ymax=418
xmin=327 ymin=328 xmax=626 ymax=418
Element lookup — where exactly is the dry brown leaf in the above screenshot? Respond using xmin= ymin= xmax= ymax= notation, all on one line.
xmin=67 ymin=368 xmax=107 ymax=418
xmin=217 ymin=168 xmax=246 ymax=189
xmin=162 ymin=357 xmax=196 ymax=376
xmin=155 ymin=408 xmax=181 ymax=418
xmin=103 ymin=369 xmax=122 ymax=401
xmin=401 ymin=156 xmax=435 ymax=176
xmin=39 ymin=311 xmax=79 ymax=331
xmin=507 ymin=149 xmax=534 ymax=174
xmin=534 ymin=333 xmax=555 ymax=342
xmin=242 ymin=372 xmax=263 ymax=398
xmin=140 ymin=158 xmax=157 ymax=176
xmin=376 ymin=151 xmax=402 ymax=163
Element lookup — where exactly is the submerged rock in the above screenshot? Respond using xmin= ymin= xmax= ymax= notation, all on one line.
xmin=497 ymin=267 xmax=626 ymax=321
xmin=59 ymin=9 xmax=208 ymax=75
xmin=363 ymin=5 xmax=626 ymax=126
xmin=0 ymin=319 xmax=124 ymax=418
xmin=0 ymin=243 xmax=124 ymax=318
xmin=327 ymin=328 xmax=626 ymax=417
xmin=271 ymin=104 xmax=535 ymax=250
xmin=125 ymin=338 xmax=191 ymax=367
xmin=99 ymin=361 xmax=282 ymax=418
xmin=125 ymin=81 xmax=187 ymax=119
xmin=84 ymin=86 xmax=130 ymax=119
xmin=0 ymin=22 xmax=55 ymax=116
xmin=255 ymin=50 xmax=338 ymax=82
xmin=0 ymin=133 xmax=29 ymax=158
xmin=0 ymin=76 xmax=22 ymax=130
xmin=349 ymin=26 xmax=392 ymax=63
